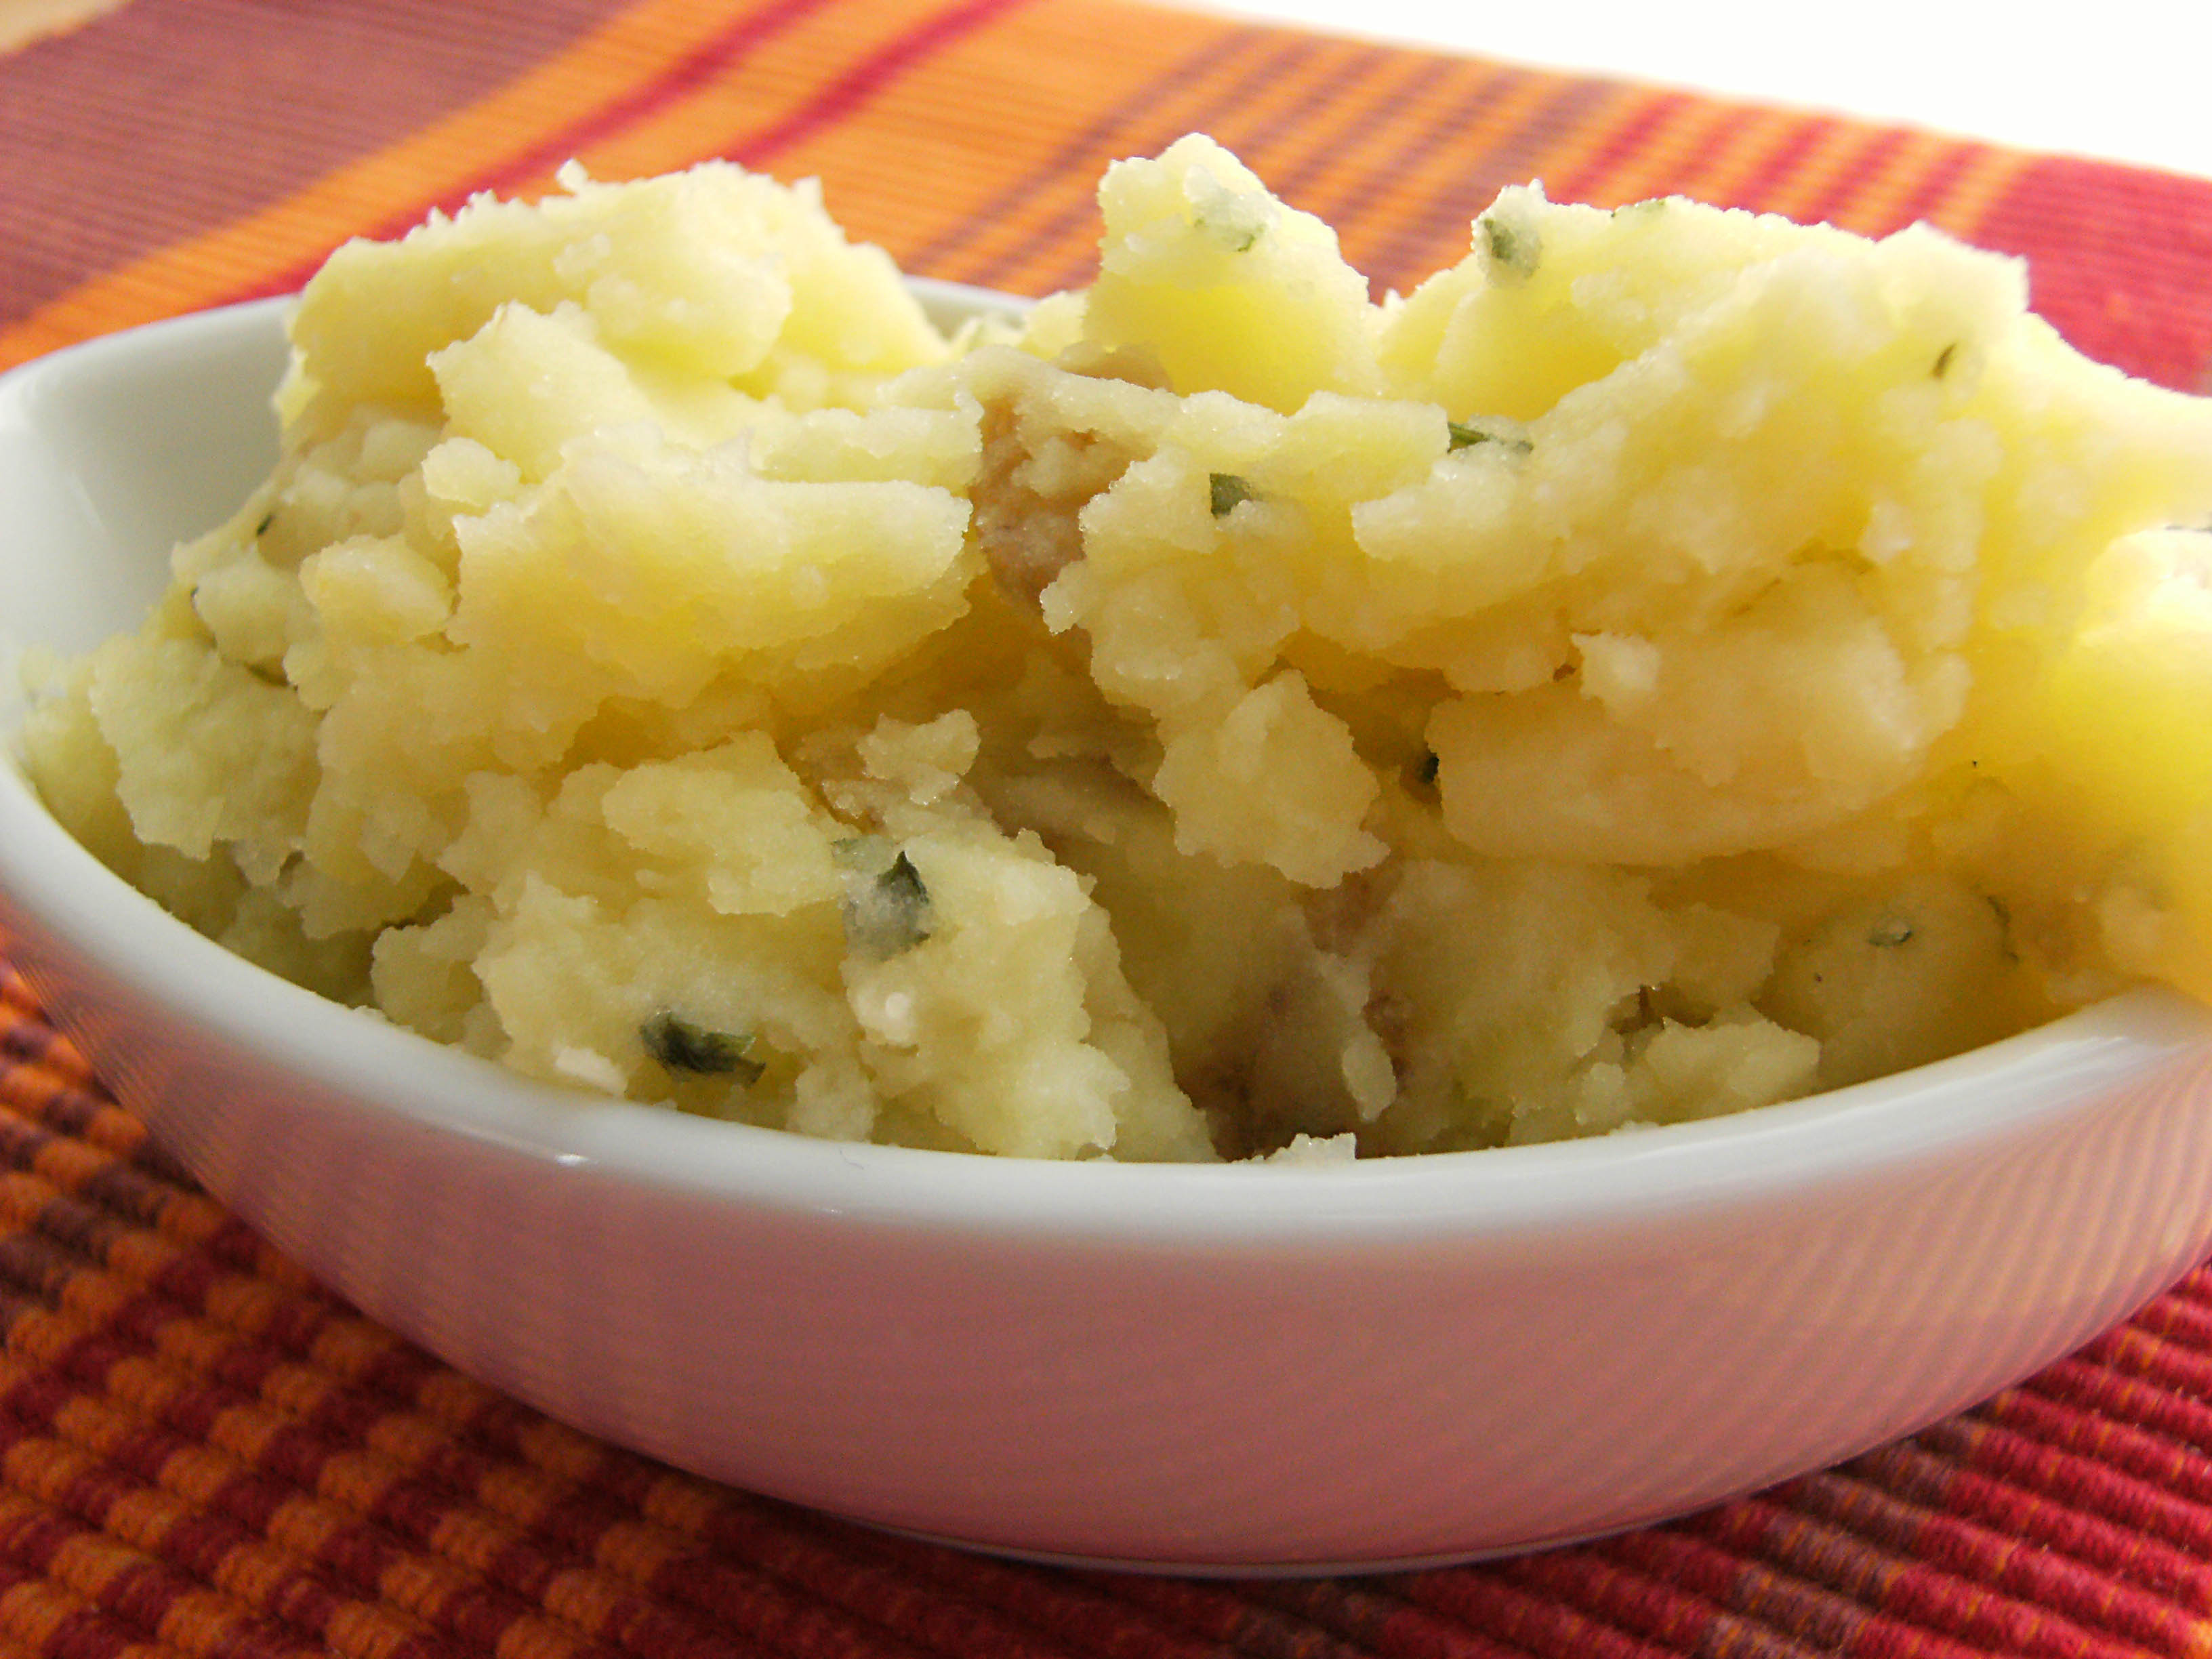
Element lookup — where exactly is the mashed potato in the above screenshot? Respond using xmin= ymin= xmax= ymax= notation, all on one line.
xmin=21 ymin=138 xmax=2212 ymax=1159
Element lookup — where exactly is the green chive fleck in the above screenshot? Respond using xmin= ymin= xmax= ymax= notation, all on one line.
xmin=1479 ymin=212 xmax=1541 ymax=280
xmin=1195 ymin=200 xmax=1267 ymax=253
xmin=1447 ymin=417 xmax=1534 ymax=455
xmin=254 ymin=510 xmax=276 ymax=537
xmin=1209 ymin=472 xmax=1256 ymax=516
xmin=1867 ymin=918 xmax=1915 ymax=949
xmin=1932 ymin=342 xmax=1958 ymax=379
xmin=843 ymin=849 xmax=935 ymax=958
xmin=642 ymin=1012 xmax=765 ymax=1082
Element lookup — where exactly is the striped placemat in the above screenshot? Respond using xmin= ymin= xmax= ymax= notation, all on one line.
xmin=6 ymin=1 xmax=2212 ymax=1655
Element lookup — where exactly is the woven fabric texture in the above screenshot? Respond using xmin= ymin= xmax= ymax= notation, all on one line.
xmin=6 ymin=0 xmax=2212 ymax=1654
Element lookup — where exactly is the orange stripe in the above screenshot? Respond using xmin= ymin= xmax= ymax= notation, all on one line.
xmin=320 ymin=1597 xmax=434 ymax=1659
xmin=0 ymin=1575 xmax=80 ymax=1655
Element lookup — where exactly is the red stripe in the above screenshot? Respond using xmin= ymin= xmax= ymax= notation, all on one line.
xmin=2028 ymin=1353 xmax=2212 ymax=1458
xmin=1607 ymin=1528 xmax=1871 ymax=1658
xmin=790 ymin=1515 xmax=1225 ymax=1659
xmin=1260 ymin=1576 xmax=1537 ymax=1659
xmin=2083 ymin=1322 xmax=2212 ymax=1403
xmin=1100 ymin=1574 xmax=1381 ymax=1659
xmin=2167 ymin=1263 xmax=2212 ymax=1305
xmin=1505 ymin=1549 xmax=1728 ymax=1654
xmin=1774 ymin=1474 xmax=2156 ymax=1659
xmin=2129 ymin=1288 xmax=2212 ymax=1351
xmin=1862 ymin=1436 xmax=2212 ymax=1645
xmin=729 ymin=0 xmax=1035 ymax=165
xmin=1404 ymin=1565 xmax=1681 ymax=1659
xmin=1987 ymin=1376 xmax=2212 ymax=1502
xmin=1968 ymin=1379 xmax=2212 ymax=1557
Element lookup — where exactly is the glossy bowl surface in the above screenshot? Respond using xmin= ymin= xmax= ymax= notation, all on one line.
xmin=5 ymin=295 xmax=2212 ymax=1573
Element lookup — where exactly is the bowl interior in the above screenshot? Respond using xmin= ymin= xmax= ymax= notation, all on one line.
xmin=3 ymin=291 xmax=2209 ymax=1240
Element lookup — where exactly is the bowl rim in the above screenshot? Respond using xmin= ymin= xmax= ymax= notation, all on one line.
xmin=4 ymin=293 xmax=2207 ymax=1248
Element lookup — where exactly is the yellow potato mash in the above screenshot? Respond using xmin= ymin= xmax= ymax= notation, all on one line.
xmin=22 ymin=138 xmax=2212 ymax=1159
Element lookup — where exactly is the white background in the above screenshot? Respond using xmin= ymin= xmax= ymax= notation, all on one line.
xmin=1191 ymin=0 xmax=2212 ymax=182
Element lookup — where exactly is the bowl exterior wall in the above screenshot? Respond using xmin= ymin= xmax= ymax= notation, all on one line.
xmin=12 ymin=904 xmax=2212 ymax=1570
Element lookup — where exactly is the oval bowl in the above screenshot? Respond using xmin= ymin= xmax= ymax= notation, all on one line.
xmin=4 ymin=293 xmax=2212 ymax=1574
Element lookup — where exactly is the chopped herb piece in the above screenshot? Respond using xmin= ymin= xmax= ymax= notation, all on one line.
xmin=642 ymin=1012 xmax=765 ymax=1082
xmin=884 ymin=850 xmax=928 ymax=906
xmin=1193 ymin=196 xmax=1267 ymax=253
xmin=1867 ymin=918 xmax=1915 ymax=949
xmin=1932 ymin=342 xmax=1958 ymax=379
xmin=844 ymin=850 xmax=934 ymax=958
xmin=1479 ymin=212 xmax=1541 ymax=280
xmin=253 ymin=510 xmax=276 ymax=537
xmin=1447 ymin=417 xmax=1534 ymax=455
xmin=1985 ymin=894 xmax=2020 ymax=962
xmin=1413 ymin=749 xmax=1441 ymax=790
xmin=1208 ymin=220 xmax=1261 ymax=253
xmin=1209 ymin=472 xmax=1256 ymax=516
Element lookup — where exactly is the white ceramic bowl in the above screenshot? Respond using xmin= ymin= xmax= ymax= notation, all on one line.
xmin=6 ymin=294 xmax=2212 ymax=1575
